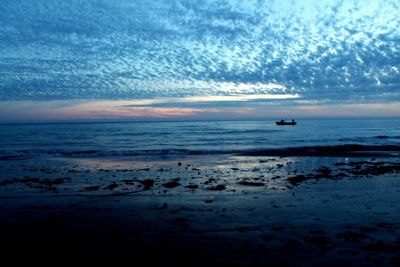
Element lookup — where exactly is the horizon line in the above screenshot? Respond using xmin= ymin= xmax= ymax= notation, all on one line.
xmin=1 ymin=116 xmax=400 ymax=126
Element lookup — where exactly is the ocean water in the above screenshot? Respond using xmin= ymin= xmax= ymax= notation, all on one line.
xmin=0 ymin=119 xmax=399 ymax=159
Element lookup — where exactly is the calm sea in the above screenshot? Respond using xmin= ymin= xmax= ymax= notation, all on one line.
xmin=0 ymin=119 xmax=399 ymax=159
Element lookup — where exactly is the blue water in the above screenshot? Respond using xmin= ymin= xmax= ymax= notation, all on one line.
xmin=0 ymin=119 xmax=400 ymax=158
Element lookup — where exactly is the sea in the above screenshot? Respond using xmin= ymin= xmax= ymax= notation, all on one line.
xmin=0 ymin=119 xmax=399 ymax=160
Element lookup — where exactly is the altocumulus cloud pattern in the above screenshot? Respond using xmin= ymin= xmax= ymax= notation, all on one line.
xmin=0 ymin=0 xmax=399 ymax=103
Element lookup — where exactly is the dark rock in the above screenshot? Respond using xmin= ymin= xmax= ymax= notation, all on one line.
xmin=207 ymin=184 xmax=226 ymax=191
xmin=306 ymin=235 xmax=333 ymax=251
xmin=363 ymin=240 xmax=386 ymax=251
xmin=336 ymin=230 xmax=367 ymax=242
xmin=0 ymin=179 xmax=17 ymax=186
xmin=238 ymin=180 xmax=264 ymax=186
xmin=185 ymin=184 xmax=199 ymax=190
xmin=317 ymin=166 xmax=331 ymax=176
xmin=39 ymin=177 xmax=71 ymax=186
xmin=153 ymin=203 xmax=168 ymax=210
xmin=138 ymin=179 xmax=155 ymax=190
xmin=234 ymin=226 xmax=260 ymax=233
xmin=288 ymin=175 xmax=308 ymax=186
xmin=105 ymin=182 xmax=118 ymax=190
xmin=173 ymin=217 xmax=188 ymax=225
xmin=162 ymin=181 xmax=181 ymax=188
xmin=85 ymin=185 xmax=101 ymax=191
xmin=261 ymin=234 xmax=273 ymax=242
xmin=360 ymin=226 xmax=379 ymax=233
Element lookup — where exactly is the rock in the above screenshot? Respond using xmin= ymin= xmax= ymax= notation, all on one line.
xmin=173 ymin=217 xmax=188 ymax=226
xmin=138 ymin=179 xmax=155 ymax=190
xmin=154 ymin=203 xmax=168 ymax=210
xmin=336 ymin=230 xmax=367 ymax=242
xmin=317 ymin=166 xmax=331 ymax=176
xmin=85 ymin=185 xmax=101 ymax=191
xmin=363 ymin=240 xmax=386 ymax=251
xmin=185 ymin=184 xmax=198 ymax=190
xmin=306 ymin=235 xmax=333 ymax=251
xmin=207 ymin=184 xmax=226 ymax=191
xmin=39 ymin=177 xmax=71 ymax=186
xmin=105 ymin=182 xmax=118 ymax=190
xmin=162 ymin=181 xmax=181 ymax=188
xmin=360 ymin=226 xmax=378 ymax=233
xmin=238 ymin=180 xmax=264 ymax=186
xmin=287 ymin=175 xmax=308 ymax=186
xmin=0 ymin=179 xmax=17 ymax=186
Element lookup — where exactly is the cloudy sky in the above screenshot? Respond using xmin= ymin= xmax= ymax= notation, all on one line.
xmin=1 ymin=0 xmax=399 ymax=122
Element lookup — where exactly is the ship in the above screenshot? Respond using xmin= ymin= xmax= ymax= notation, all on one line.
xmin=275 ymin=119 xmax=297 ymax=126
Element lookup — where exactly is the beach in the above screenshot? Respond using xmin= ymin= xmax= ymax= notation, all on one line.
xmin=0 ymin=120 xmax=400 ymax=265
xmin=2 ymin=0 xmax=400 ymax=264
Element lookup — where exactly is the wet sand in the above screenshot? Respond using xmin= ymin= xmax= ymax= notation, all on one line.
xmin=0 ymin=154 xmax=400 ymax=265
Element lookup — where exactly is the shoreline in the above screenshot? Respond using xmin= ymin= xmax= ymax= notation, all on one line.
xmin=2 ymin=143 xmax=400 ymax=160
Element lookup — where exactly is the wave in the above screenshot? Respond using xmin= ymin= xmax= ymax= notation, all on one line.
xmin=105 ymin=129 xmax=282 ymax=136
xmin=217 ymin=129 xmax=283 ymax=134
xmin=374 ymin=135 xmax=400 ymax=139
xmin=1 ymin=144 xmax=400 ymax=160
xmin=0 ymin=148 xmax=234 ymax=159
xmin=240 ymin=144 xmax=400 ymax=157
xmin=336 ymin=136 xmax=400 ymax=142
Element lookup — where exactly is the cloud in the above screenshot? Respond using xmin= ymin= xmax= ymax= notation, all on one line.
xmin=0 ymin=0 xmax=399 ymax=106
xmin=1 ymin=99 xmax=399 ymax=123
xmin=119 ymin=93 xmax=300 ymax=108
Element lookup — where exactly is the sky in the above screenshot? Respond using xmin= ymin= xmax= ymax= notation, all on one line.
xmin=0 ymin=0 xmax=400 ymax=122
